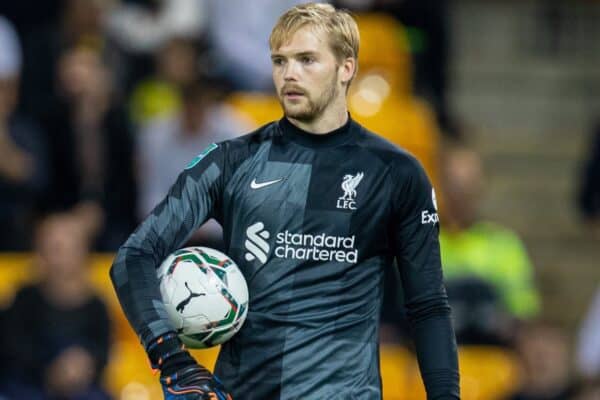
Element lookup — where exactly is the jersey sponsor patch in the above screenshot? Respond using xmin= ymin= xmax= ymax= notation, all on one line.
xmin=244 ymin=222 xmax=358 ymax=265
xmin=185 ymin=143 xmax=218 ymax=170
xmin=244 ymin=222 xmax=270 ymax=263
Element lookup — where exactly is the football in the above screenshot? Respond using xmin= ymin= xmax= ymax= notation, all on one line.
xmin=156 ymin=246 xmax=249 ymax=348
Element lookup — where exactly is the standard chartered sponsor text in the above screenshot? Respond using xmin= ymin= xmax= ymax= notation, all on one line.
xmin=274 ymin=231 xmax=358 ymax=263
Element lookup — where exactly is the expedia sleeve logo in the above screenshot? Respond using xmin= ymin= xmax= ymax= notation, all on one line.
xmin=421 ymin=210 xmax=439 ymax=224
xmin=421 ymin=188 xmax=439 ymax=225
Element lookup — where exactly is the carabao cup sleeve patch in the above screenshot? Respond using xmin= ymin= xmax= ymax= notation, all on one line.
xmin=185 ymin=143 xmax=219 ymax=170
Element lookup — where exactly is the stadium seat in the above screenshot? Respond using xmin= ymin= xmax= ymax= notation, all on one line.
xmin=379 ymin=344 xmax=415 ymax=400
xmin=227 ymin=92 xmax=283 ymax=128
xmin=457 ymin=345 xmax=522 ymax=400
xmin=354 ymin=13 xmax=413 ymax=96
xmin=0 ymin=253 xmax=33 ymax=307
xmin=395 ymin=345 xmax=522 ymax=400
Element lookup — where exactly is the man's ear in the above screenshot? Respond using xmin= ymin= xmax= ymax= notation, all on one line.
xmin=339 ymin=57 xmax=356 ymax=85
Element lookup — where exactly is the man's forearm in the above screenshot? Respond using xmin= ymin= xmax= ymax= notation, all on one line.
xmin=407 ymin=297 xmax=460 ymax=399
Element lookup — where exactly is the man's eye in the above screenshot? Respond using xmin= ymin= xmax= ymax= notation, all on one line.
xmin=272 ymin=58 xmax=284 ymax=66
xmin=301 ymin=57 xmax=314 ymax=64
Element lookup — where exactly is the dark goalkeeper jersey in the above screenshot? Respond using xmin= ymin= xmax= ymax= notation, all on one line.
xmin=111 ymin=116 xmax=459 ymax=400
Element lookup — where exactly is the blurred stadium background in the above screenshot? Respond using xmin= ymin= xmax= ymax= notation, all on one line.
xmin=0 ymin=0 xmax=599 ymax=399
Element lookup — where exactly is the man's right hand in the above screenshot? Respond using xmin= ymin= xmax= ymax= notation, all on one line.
xmin=147 ymin=333 xmax=232 ymax=400
xmin=161 ymin=363 xmax=232 ymax=400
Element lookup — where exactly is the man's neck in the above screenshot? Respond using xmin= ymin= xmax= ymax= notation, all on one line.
xmin=288 ymin=103 xmax=349 ymax=134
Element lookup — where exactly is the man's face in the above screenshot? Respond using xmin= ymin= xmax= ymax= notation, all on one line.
xmin=271 ymin=26 xmax=342 ymax=122
xmin=441 ymin=150 xmax=485 ymax=228
xmin=36 ymin=216 xmax=88 ymax=278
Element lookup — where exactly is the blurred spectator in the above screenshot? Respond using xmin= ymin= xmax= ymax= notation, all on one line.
xmin=508 ymin=321 xmax=577 ymax=400
xmin=129 ymin=36 xmax=200 ymax=126
xmin=19 ymin=0 xmax=124 ymax=118
xmin=0 ymin=213 xmax=111 ymax=400
xmin=576 ymin=286 xmax=600 ymax=381
xmin=439 ymin=146 xmax=540 ymax=342
xmin=107 ymin=0 xmax=207 ymax=55
xmin=207 ymin=0 xmax=328 ymax=92
xmin=42 ymin=47 xmax=136 ymax=250
xmin=0 ymin=16 xmax=48 ymax=250
xmin=136 ymin=78 xmax=248 ymax=248
xmin=577 ymin=121 xmax=600 ymax=237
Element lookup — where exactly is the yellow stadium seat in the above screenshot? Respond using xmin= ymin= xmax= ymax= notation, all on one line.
xmin=457 ymin=346 xmax=522 ymax=400
xmin=104 ymin=340 xmax=158 ymax=397
xmin=0 ymin=253 xmax=35 ymax=307
xmin=399 ymin=345 xmax=522 ymax=400
xmin=380 ymin=344 xmax=417 ymax=400
xmin=227 ymin=92 xmax=283 ymax=128
xmin=354 ymin=13 xmax=413 ymax=96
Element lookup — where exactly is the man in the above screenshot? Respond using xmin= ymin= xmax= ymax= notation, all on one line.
xmin=0 ymin=15 xmax=48 ymax=250
xmin=439 ymin=146 xmax=540 ymax=321
xmin=111 ymin=3 xmax=459 ymax=399
xmin=42 ymin=45 xmax=137 ymax=250
xmin=1 ymin=213 xmax=111 ymax=399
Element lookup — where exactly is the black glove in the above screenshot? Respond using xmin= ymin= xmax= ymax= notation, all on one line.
xmin=147 ymin=333 xmax=232 ymax=400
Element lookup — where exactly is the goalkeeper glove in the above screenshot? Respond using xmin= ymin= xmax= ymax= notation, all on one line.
xmin=147 ymin=332 xmax=232 ymax=400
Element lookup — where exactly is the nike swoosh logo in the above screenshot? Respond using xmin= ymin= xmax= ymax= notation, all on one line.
xmin=250 ymin=178 xmax=284 ymax=189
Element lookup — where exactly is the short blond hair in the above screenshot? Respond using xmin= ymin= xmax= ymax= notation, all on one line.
xmin=270 ymin=3 xmax=359 ymax=65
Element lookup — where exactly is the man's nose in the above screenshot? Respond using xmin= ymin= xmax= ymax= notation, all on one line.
xmin=283 ymin=60 xmax=300 ymax=81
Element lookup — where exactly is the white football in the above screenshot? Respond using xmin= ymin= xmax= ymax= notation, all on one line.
xmin=156 ymin=246 xmax=249 ymax=348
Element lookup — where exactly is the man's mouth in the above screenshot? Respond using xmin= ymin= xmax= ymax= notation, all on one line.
xmin=283 ymin=88 xmax=305 ymax=99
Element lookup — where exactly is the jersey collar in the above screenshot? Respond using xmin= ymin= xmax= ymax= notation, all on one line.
xmin=278 ymin=114 xmax=356 ymax=148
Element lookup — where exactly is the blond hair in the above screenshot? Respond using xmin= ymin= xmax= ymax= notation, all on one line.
xmin=270 ymin=3 xmax=359 ymax=65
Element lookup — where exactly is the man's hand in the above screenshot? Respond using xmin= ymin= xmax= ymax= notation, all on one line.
xmin=44 ymin=346 xmax=96 ymax=398
xmin=161 ymin=363 xmax=232 ymax=400
xmin=147 ymin=333 xmax=232 ymax=400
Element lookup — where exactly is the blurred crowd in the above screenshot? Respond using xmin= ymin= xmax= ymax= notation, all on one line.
xmin=0 ymin=0 xmax=457 ymax=252
xmin=0 ymin=0 xmax=598 ymax=399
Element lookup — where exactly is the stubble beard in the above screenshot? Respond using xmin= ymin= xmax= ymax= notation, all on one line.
xmin=281 ymin=72 xmax=339 ymax=123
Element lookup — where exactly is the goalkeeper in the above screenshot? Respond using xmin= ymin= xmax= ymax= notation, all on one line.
xmin=111 ymin=3 xmax=460 ymax=399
